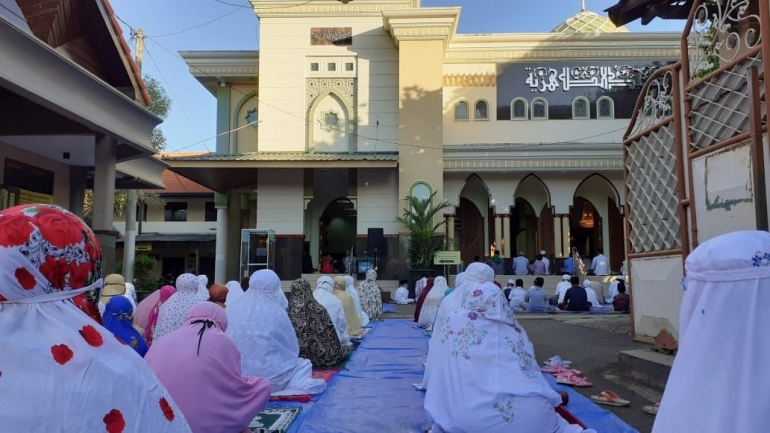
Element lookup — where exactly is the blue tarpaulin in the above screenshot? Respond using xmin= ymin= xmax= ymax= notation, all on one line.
xmin=271 ymin=319 xmax=637 ymax=432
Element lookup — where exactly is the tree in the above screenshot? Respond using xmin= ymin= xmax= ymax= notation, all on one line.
xmin=395 ymin=192 xmax=453 ymax=269
xmin=82 ymin=74 xmax=172 ymax=219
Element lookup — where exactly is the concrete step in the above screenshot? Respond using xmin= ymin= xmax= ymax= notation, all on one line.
xmin=617 ymin=349 xmax=674 ymax=390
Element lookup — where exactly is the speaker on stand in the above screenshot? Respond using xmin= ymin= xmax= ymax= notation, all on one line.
xmin=367 ymin=228 xmax=384 ymax=271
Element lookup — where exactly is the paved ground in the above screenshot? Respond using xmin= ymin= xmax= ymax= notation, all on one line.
xmin=387 ymin=304 xmax=662 ymax=433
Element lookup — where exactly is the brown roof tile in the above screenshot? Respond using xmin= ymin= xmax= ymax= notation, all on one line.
xmin=146 ymin=170 xmax=213 ymax=194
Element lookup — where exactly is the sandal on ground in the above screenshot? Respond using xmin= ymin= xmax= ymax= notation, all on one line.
xmin=643 ymin=402 xmax=660 ymax=415
xmin=590 ymin=391 xmax=630 ymax=407
xmin=544 ymin=356 xmax=573 ymax=369
xmin=556 ymin=372 xmax=592 ymax=387
xmin=541 ymin=366 xmax=582 ymax=376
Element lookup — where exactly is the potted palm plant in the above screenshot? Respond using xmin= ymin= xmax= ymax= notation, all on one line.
xmin=395 ymin=192 xmax=453 ymax=291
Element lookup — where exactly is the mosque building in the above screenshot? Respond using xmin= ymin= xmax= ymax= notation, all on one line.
xmin=161 ymin=0 xmax=680 ymax=283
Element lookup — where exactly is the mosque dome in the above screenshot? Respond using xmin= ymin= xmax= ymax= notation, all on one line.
xmin=552 ymin=10 xmax=629 ymax=34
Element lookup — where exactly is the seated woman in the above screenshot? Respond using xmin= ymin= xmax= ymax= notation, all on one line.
xmin=145 ymin=285 xmax=176 ymax=346
xmin=417 ymin=276 xmax=448 ymax=330
xmin=154 ymin=274 xmax=205 ymax=342
xmin=413 ymin=277 xmax=435 ymax=322
xmin=103 ymin=296 xmax=149 ymax=357
xmin=424 ymin=280 xmax=595 ymax=433
xmin=287 ymin=279 xmax=349 ymax=367
xmin=314 ymin=276 xmax=350 ymax=346
xmin=333 ymin=276 xmax=362 ymax=338
xmin=345 ymin=275 xmax=369 ymax=327
xmin=357 ymin=269 xmax=383 ymax=322
xmin=227 ymin=269 xmax=327 ymax=396
xmin=0 ymin=204 xmax=190 ymax=431
xmin=146 ymin=302 xmax=271 ymax=433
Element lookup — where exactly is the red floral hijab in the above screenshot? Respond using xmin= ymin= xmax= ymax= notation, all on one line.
xmin=0 ymin=204 xmax=101 ymax=303
xmin=0 ymin=204 xmax=191 ymax=431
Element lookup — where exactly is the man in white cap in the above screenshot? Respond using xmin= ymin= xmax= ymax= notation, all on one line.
xmin=540 ymin=250 xmax=550 ymax=275
xmin=555 ymin=274 xmax=571 ymax=304
xmin=607 ymin=275 xmax=625 ymax=303
xmin=583 ymin=280 xmax=600 ymax=307
xmin=652 ymin=230 xmax=770 ymax=432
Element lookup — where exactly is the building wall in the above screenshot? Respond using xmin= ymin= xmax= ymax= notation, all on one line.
xmin=230 ymin=83 xmax=259 ymax=153
xmin=357 ymin=167 xmax=399 ymax=235
xmin=113 ymin=196 xmax=216 ymax=235
xmin=0 ymin=140 xmax=70 ymax=208
xmin=257 ymin=169 xmax=304 ymax=234
xmin=257 ymin=16 xmax=399 ymax=152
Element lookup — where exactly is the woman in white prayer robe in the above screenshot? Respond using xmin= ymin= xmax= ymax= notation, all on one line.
xmin=424 ymin=279 xmax=594 ymax=433
xmin=196 ymin=274 xmax=209 ymax=300
xmin=313 ymin=276 xmax=351 ymax=346
xmin=226 ymin=269 xmax=326 ymax=396
xmin=417 ymin=276 xmax=449 ymax=330
xmin=653 ymin=231 xmax=770 ymax=433
xmin=345 ymin=275 xmax=369 ymax=327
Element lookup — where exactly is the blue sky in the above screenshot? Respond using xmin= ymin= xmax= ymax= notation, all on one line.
xmin=111 ymin=0 xmax=684 ymax=153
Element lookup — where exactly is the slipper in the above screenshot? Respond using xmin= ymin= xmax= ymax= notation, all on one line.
xmin=556 ymin=373 xmax=593 ymax=387
xmin=643 ymin=402 xmax=660 ymax=415
xmin=544 ymin=356 xmax=563 ymax=368
xmin=541 ymin=366 xmax=582 ymax=376
xmin=591 ymin=391 xmax=630 ymax=407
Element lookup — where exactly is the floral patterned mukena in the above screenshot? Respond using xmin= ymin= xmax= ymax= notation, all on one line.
xmin=752 ymin=251 xmax=770 ymax=267
xmin=493 ymin=395 xmax=516 ymax=423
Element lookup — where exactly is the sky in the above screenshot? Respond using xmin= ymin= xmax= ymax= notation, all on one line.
xmin=111 ymin=0 xmax=685 ymax=154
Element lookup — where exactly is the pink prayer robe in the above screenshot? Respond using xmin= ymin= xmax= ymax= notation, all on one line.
xmin=146 ymin=302 xmax=271 ymax=433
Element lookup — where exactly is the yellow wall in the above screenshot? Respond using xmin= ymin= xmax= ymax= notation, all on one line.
xmin=397 ymin=39 xmax=445 ymax=227
xmin=230 ymin=83 xmax=259 ymax=153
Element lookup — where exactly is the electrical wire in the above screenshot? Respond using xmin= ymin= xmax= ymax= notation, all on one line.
xmin=143 ymin=31 xmax=627 ymax=154
xmin=145 ymin=46 xmax=211 ymax=152
xmin=214 ymin=0 xmax=315 ymax=10
xmin=148 ymin=8 xmax=242 ymax=38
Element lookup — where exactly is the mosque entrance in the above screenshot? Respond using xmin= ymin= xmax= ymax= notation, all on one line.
xmin=318 ymin=198 xmax=357 ymax=273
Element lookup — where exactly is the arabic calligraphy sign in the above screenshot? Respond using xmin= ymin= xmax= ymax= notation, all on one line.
xmin=524 ymin=65 xmax=658 ymax=93
xmin=496 ymin=61 xmax=670 ymax=120
xmin=311 ymin=27 xmax=353 ymax=46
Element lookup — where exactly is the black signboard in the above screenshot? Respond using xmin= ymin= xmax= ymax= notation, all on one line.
xmin=496 ymin=61 xmax=670 ymax=120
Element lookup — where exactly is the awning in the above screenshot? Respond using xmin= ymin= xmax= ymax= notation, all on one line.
xmin=115 ymin=156 xmax=168 ymax=189
xmin=161 ymin=152 xmax=399 ymax=192
xmin=117 ymin=234 xmax=216 ymax=243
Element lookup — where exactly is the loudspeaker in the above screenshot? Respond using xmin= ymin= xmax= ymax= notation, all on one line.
xmin=367 ymin=228 xmax=384 ymax=253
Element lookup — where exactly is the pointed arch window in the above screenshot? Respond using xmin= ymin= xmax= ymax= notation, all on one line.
xmin=454 ymin=101 xmax=469 ymax=120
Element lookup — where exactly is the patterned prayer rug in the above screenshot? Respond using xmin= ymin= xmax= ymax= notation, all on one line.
xmin=249 ymin=406 xmax=302 ymax=433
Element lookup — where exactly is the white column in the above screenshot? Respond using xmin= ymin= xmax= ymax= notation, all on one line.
xmin=122 ymin=190 xmax=137 ymax=284
xmin=502 ymin=215 xmax=511 ymax=258
xmin=214 ymin=192 xmax=228 ymax=284
xmin=494 ymin=215 xmax=503 ymax=256
xmin=447 ymin=215 xmax=456 ymax=250
xmin=92 ymin=136 xmax=118 ymax=274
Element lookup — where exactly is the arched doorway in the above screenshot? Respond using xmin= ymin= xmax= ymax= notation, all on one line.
xmin=512 ymin=175 xmax=552 ymax=258
xmin=457 ymin=175 xmax=490 ymax=266
xmin=571 ymin=174 xmax=623 ymax=273
xmin=319 ymin=198 xmax=357 ymax=273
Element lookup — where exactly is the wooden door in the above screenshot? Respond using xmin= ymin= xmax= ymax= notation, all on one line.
xmin=608 ymin=197 xmax=624 ymax=273
xmin=458 ymin=197 xmax=484 ymax=266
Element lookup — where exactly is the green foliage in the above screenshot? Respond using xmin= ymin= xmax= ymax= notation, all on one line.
xmin=395 ymin=192 xmax=453 ymax=269
xmin=133 ymin=254 xmax=158 ymax=292
xmin=144 ymin=75 xmax=171 ymax=152
xmin=82 ymin=189 xmax=165 ymax=218
xmin=695 ymin=25 xmax=720 ymax=79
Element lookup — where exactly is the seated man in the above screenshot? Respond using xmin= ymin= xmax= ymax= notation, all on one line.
xmin=503 ymin=279 xmax=515 ymax=300
xmin=524 ymin=277 xmax=548 ymax=312
xmin=584 ymin=280 xmax=600 ymax=307
xmin=612 ymin=281 xmax=630 ymax=313
xmin=508 ymin=279 xmax=527 ymax=311
xmin=559 ymin=276 xmax=590 ymax=312
xmin=394 ymin=279 xmax=414 ymax=304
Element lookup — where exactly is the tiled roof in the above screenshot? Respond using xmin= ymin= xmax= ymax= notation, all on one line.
xmin=552 ymin=10 xmax=629 ymax=34
xmin=161 ymin=152 xmax=400 ymax=162
xmin=146 ymin=170 xmax=213 ymax=194
xmin=102 ymin=0 xmax=153 ymax=106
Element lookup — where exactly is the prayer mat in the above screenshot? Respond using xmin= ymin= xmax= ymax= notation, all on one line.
xmin=382 ymin=304 xmax=397 ymax=314
xmin=269 ymin=370 xmax=340 ymax=403
xmin=249 ymin=406 xmax=302 ymax=433
xmin=556 ymin=406 xmax=587 ymax=429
